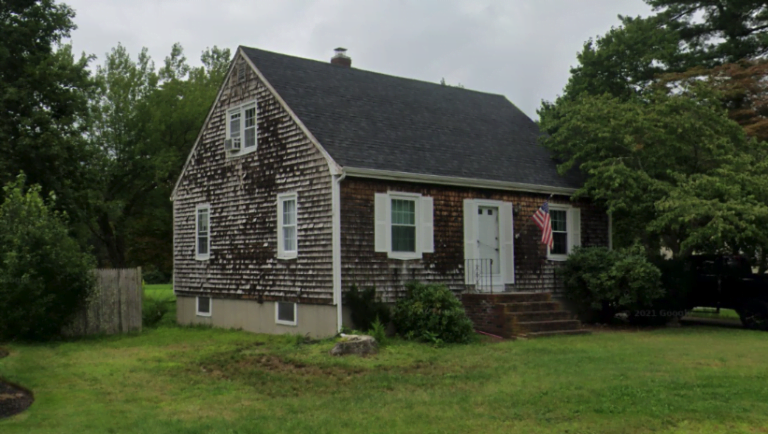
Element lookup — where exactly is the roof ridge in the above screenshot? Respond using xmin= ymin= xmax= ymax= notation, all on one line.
xmin=239 ymin=45 xmax=508 ymax=99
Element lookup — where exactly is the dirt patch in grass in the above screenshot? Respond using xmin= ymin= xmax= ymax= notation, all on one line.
xmin=0 ymin=380 xmax=33 ymax=420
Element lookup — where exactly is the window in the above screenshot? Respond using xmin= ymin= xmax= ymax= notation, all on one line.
xmin=374 ymin=192 xmax=434 ymax=260
xmin=547 ymin=205 xmax=581 ymax=261
xmin=277 ymin=193 xmax=298 ymax=259
xmin=276 ymin=302 xmax=297 ymax=326
xmin=196 ymin=204 xmax=210 ymax=260
xmin=391 ymin=199 xmax=416 ymax=252
xmin=226 ymin=101 xmax=257 ymax=155
xmin=550 ymin=210 xmax=568 ymax=255
xmin=196 ymin=296 xmax=211 ymax=317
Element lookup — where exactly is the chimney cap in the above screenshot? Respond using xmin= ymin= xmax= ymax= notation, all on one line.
xmin=333 ymin=47 xmax=348 ymax=57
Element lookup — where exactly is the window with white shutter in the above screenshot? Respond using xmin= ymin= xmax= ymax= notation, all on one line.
xmin=547 ymin=205 xmax=581 ymax=261
xmin=225 ymin=100 xmax=258 ymax=156
xmin=374 ymin=192 xmax=434 ymax=259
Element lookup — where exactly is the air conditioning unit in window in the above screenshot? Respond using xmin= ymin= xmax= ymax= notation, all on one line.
xmin=224 ymin=138 xmax=241 ymax=152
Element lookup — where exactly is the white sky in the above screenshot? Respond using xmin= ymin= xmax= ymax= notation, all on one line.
xmin=63 ymin=0 xmax=653 ymax=118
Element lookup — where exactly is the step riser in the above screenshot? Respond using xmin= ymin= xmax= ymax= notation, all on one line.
xmin=506 ymin=311 xmax=572 ymax=323
xmin=525 ymin=330 xmax=592 ymax=339
xmin=504 ymin=302 xmax=561 ymax=313
xmin=511 ymin=320 xmax=582 ymax=334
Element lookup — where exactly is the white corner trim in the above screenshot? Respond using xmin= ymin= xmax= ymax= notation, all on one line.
xmin=239 ymin=48 xmax=342 ymax=177
xmin=344 ymin=167 xmax=578 ymax=196
xmin=275 ymin=302 xmax=298 ymax=326
xmin=332 ymin=173 xmax=345 ymax=333
xmin=196 ymin=296 xmax=212 ymax=317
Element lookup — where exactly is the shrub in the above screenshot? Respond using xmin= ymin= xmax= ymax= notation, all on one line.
xmin=0 ymin=175 xmax=95 ymax=340
xmin=368 ymin=316 xmax=387 ymax=345
xmin=142 ymin=267 xmax=170 ymax=284
xmin=142 ymin=297 xmax=171 ymax=328
xmin=392 ymin=281 xmax=474 ymax=344
xmin=345 ymin=285 xmax=391 ymax=331
xmin=561 ymin=245 xmax=664 ymax=324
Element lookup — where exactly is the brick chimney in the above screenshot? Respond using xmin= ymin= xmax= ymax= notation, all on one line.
xmin=330 ymin=47 xmax=351 ymax=68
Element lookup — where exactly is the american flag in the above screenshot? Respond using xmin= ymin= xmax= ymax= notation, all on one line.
xmin=531 ymin=201 xmax=553 ymax=248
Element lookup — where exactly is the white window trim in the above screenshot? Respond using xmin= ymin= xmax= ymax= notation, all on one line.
xmin=196 ymin=296 xmax=212 ymax=317
xmin=277 ymin=192 xmax=299 ymax=260
xmin=275 ymin=302 xmax=298 ymax=326
xmin=387 ymin=192 xmax=422 ymax=260
xmin=195 ymin=204 xmax=211 ymax=261
xmin=225 ymin=100 xmax=258 ymax=157
xmin=547 ymin=204 xmax=574 ymax=262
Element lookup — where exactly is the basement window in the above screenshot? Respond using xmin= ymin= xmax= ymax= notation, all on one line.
xmin=196 ymin=296 xmax=211 ymax=317
xmin=276 ymin=302 xmax=297 ymax=326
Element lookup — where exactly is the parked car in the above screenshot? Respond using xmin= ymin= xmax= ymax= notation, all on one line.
xmin=689 ymin=255 xmax=768 ymax=330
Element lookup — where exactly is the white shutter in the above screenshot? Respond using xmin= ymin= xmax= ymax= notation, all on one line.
xmin=276 ymin=197 xmax=284 ymax=258
xmin=374 ymin=193 xmax=389 ymax=253
xmin=500 ymin=202 xmax=515 ymax=284
xmin=569 ymin=207 xmax=582 ymax=253
xmin=420 ymin=196 xmax=434 ymax=253
xmin=463 ymin=199 xmax=477 ymax=284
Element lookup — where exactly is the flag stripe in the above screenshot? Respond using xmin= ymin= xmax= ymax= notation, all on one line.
xmin=530 ymin=201 xmax=553 ymax=249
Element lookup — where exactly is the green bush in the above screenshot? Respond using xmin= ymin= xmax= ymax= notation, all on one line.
xmin=392 ymin=281 xmax=474 ymax=344
xmin=368 ymin=316 xmax=387 ymax=346
xmin=345 ymin=285 xmax=391 ymax=331
xmin=142 ymin=297 xmax=171 ymax=328
xmin=0 ymin=175 xmax=95 ymax=340
xmin=142 ymin=267 xmax=170 ymax=284
xmin=561 ymin=245 xmax=664 ymax=324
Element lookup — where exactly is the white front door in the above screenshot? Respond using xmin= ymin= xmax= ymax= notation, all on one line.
xmin=477 ymin=206 xmax=501 ymax=291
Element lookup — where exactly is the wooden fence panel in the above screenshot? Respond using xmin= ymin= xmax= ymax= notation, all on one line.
xmin=65 ymin=268 xmax=143 ymax=336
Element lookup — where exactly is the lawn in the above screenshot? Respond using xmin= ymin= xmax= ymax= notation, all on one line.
xmin=1 ymin=298 xmax=768 ymax=433
xmin=687 ymin=307 xmax=741 ymax=321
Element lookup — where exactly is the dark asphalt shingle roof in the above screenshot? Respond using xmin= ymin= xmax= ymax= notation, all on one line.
xmin=241 ymin=46 xmax=581 ymax=190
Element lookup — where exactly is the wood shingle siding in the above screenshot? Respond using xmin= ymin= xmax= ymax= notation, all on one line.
xmin=339 ymin=177 xmax=609 ymax=301
xmin=173 ymin=53 xmax=334 ymax=304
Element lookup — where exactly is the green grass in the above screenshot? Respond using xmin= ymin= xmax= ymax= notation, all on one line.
xmin=2 ymin=316 xmax=768 ymax=432
xmin=687 ymin=307 xmax=741 ymax=321
xmin=142 ymin=284 xmax=176 ymax=328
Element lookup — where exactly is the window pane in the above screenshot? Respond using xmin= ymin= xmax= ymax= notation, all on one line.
xmin=278 ymin=302 xmax=295 ymax=322
xmin=244 ymin=107 xmax=256 ymax=127
xmin=283 ymin=226 xmax=296 ymax=251
xmin=198 ymin=297 xmax=210 ymax=314
xmin=283 ymin=199 xmax=296 ymax=225
xmin=197 ymin=209 xmax=209 ymax=234
xmin=551 ymin=232 xmax=568 ymax=255
xmin=244 ymin=127 xmax=256 ymax=148
xmin=392 ymin=226 xmax=416 ymax=252
xmin=198 ymin=236 xmax=208 ymax=254
xmin=551 ymin=210 xmax=567 ymax=232
xmin=229 ymin=112 xmax=240 ymax=137
xmin=391 ymin=199 xmax=415 ymax=225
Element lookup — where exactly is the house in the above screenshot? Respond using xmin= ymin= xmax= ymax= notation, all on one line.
xmin=171 ymin=46 xmax=610 ymax=338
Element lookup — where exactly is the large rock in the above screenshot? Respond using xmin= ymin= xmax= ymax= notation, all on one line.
xmin=329 ymin=335 xmax=378 ymax=356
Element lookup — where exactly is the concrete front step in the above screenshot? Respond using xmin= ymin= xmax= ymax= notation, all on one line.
xmin=522 ymin=329 xmax=592 ymax=339
xmin=512 ymin=319 xmax=582 ymax=334
xmin=506 ymin=310 xmax=572 ymax=323
xmin=503 ymin=301 xmax=561 ymax=313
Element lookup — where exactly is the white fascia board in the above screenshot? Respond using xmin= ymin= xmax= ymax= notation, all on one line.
xmin=343 ymin=167 xmax=578 ymax=196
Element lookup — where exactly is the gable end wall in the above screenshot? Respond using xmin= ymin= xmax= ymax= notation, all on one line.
xmin=173 ymin=53 xmax=334 ymax=304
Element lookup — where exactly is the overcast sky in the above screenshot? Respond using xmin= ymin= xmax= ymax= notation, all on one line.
xmin=64 ymin=0 xmax=653 ymax=118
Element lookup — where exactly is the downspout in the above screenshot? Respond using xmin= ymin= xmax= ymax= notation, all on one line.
xmin=332 ymin=171 xmax=347 ymax=334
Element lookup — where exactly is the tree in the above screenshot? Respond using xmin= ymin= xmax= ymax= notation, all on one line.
xmin=648 ymin=0 xmax=768 ymax=64
xmin=0 ymin=0 xmax=94 ymax=227
xmin=85 ymin=43 xmax=230 ymax=272
xmin=539 ymin=84 xmax=766 ymax=257
xmin=0 ymin=174 xmax=95 ymax=340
